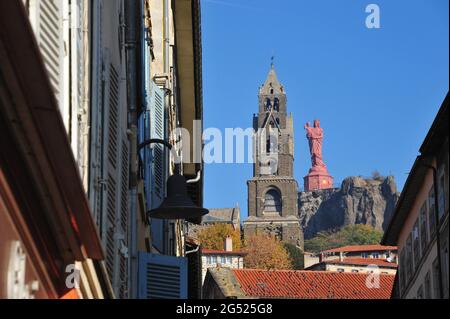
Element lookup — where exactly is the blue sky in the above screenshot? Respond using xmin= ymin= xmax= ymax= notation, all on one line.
xmin=200 ymin=0 xmax=449 ymax=221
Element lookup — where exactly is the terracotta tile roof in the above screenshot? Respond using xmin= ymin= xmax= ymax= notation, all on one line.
xmin=232 ymin=269 xmax=394 ymax=299
xmin=322 ymin=245 xmax=397 ymax=254
xmin=202 ymin=248 xmax=246 ymax=256
xmin=325 ymin=258 xmax=397 ymax=268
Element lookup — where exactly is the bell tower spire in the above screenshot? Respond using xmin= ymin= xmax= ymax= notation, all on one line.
xmin=243 ymin=62 xmax=304 ymax=249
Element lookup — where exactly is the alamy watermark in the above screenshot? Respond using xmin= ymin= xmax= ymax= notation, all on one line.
xmin=365 ymin=4 xmax=381 ymax=29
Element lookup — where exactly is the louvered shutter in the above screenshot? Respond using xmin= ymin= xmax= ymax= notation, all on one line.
xmin=118 ymin=138 xmax=130 ymax=298
xmin=27 ymin=0 xmax=66 ymax=117
xmin=148 ymin=83 xmax=166 ymax=252
xmin=101 ymin=58 xmax=120 ymax=289
xmin=138 ymin=252 xmax=187 ymax=299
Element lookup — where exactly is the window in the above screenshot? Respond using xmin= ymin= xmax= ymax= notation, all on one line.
xmin=211 ymin=256 xmax=217 ymax=264
xmin=337 ymin=268 xmax=344 ymax=273
xmin=265 ymin=98 xmax=271 ymax=111
xmin=406 ymin=235 xmax=413 ymax=280
xmin=226 ymin=256 xmax=232 ymax=264
xmin=432 ymin=258 xmax=440 ymax=298
xmin=425 ymin=271 xmax=432 ymax=299
xmin=372 ymin=253 xmax=380 ymax=258
xmin=441 ymin=238 xmax=449 ymax=296
xmin=264 ymin=189 xmax=282 ymax=213
xmin=221 ymin=256 xmax=226 ymax=264
xmin=400 ymin=250 xmax=406 ymax=293
xmin=438 ymin=169 xmax=445 ymax=220
xmin=361 ymin=252 xmax=368 ymax=258
xmin=417 ymin=285 xmax=424 ymax=299
xmin=428 ymin=188 xmax=436 ymax=236
xmin=413 ymin=220 xmax=421 ymax=268
xmin=206 ymin=256 xmax=211 ymax=264
xmin=420 ymin=202 xmax=429 ymax=255
xmin=273 ymin=98 xmax=279 ymax=111
xmin=351 ymin=269 xmax=359 ymax=273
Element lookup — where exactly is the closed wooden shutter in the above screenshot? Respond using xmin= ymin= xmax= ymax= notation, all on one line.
xmin=26 ymin=0 xmax=66 ymax=112
xmin=138 ymin=253 xmax=187 ymax=299
xmin=137 ymin=82 xmax=166 ymax=252
xmin=118 ymin=138 xmax=129 ymax=298
xmin=147 ymin=82 xmax=166 ymax=252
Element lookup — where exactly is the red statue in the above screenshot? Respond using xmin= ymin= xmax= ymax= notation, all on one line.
xmin=304 ymin=119 xmax=333 ymax=191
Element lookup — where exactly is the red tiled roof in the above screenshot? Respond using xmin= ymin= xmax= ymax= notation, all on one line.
xmin=322 ymin=245 xmax=397 ymax=254
xmin=325 ymin=258 xmax=397 ymax=268
xmin=202 ymin=248 xmax=246 ymax=256
xmin=232 ymin=269 xmax=394 ymax=299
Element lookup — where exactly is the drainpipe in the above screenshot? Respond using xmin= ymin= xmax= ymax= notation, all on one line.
xmin=418 ymin=155 xmax=443 ymax=299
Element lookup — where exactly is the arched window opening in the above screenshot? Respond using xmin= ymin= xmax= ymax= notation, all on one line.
xmin=265 ymin=98 xmax=271 ymax=111
xmin=264 ymin=189 xmax=282 ymax=213
xmin=273 ymin=98 xmax=279 ymax=111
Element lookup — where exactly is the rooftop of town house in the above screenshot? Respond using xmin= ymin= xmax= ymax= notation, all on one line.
xmin=231 ymin=269 xmax=395 ymax=299
xmin=201 ymin=248 xmax=247 ymax=256
xmin=314 ymin=257 xmax=398 ymax=268
xmin=321 ymin=244 xmax=398 ymax=254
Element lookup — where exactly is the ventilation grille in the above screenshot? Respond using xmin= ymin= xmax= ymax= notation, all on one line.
xmin=145 ymin=263 xmax=181 ymax=299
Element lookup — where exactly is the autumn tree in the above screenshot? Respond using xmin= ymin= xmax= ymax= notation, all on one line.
xmin=242 ymin=233 xmax=292 ymax=270
xmin=197 ymin=223 xmax=241 ymax=250
xmin=304 ymin=224 xmax=383 ymax=253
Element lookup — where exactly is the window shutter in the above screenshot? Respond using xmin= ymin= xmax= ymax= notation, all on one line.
xmin=27 ymin=0 xmax=66 ymax=113
xmin=138 ymin=252 xmax=187 ymax=299
xmin=118 ymin=138 xmax=130 ymax=298
xmin=148 ymin=83 xmax=166 ymax=252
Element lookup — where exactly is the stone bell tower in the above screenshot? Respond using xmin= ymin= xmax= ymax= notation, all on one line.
xmin=243 ymin=63 xmax=304 ymax=249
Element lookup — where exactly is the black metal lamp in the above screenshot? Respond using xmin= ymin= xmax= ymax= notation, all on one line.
xmin=147 ymin=173 xmax=209 ymax=219
xmin=138 ymin=139 xmax=209 ymax=220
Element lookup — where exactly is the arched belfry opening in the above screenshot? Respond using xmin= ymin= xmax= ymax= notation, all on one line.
xmin=264 ymin=188 xmax=282 ymax=214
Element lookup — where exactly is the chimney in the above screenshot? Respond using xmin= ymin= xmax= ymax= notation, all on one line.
xmin=319 ymin=253 xmax=323 ymax=263
xmin=224 ymin=236 xmax=233 ymax=252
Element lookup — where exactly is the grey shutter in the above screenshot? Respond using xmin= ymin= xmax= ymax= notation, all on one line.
xmin=149 ymin=83 xmax=166 ymax=252
xmin=138 ymin=253 xmax=187 ymax=299
xmin=150 ymin=82 xmax=165 ymax=205
xmin=27 ymin=0 xmax=65 ymax=110
xmin=101 ymin=59 xmax=120 ymax=291
xmin=118 ymin=138 xmax=129 ymax=298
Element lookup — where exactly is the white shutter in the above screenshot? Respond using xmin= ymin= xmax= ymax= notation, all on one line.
xmin=149 ymin=83 xmax=166 ymax=252
xmin=150 ymin=82 xmax=166 ymax=206
xmin=27 ymin=0 xmax=67 ymax=119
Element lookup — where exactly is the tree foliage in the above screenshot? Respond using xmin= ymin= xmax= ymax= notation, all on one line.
xmin=242 ymin=233 xmax=292 ymax=270
xmin=304 ymin=224 xmax=383 ymax=253
xmin=197 ymin=223 xmax=241 ymax=250
xmin=283 ymin=243 xmax=304 ymax=270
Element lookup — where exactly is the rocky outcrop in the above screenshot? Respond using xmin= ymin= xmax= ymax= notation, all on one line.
xmin=298 ymin=176 xmax=399 ymax=239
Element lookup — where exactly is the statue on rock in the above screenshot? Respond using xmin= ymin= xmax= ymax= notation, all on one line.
xmin=304 ymin=119 xmax=334 ymax=191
